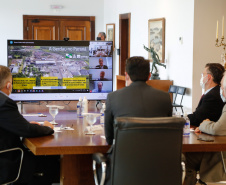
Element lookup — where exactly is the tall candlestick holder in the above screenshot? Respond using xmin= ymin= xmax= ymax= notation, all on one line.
xmin=216 ymin=36 xmax=226 ymax=68
xmin=215 ymin=36 xmax=226 ymax=50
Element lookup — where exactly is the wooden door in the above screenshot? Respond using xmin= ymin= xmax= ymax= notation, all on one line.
xmin=60 ymin=21 xmax=91 ymax=40
xmin=27 ymin=19 xmax=59 ymax=40
xmin=23 ymin=15 xmax=95 ymax=41
xmin=119 ymin=13 xmax=131 ymax=75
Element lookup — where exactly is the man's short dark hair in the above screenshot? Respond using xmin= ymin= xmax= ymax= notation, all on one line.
xmin=99 ymin=32 xmax=106 ymax=39
xmin=126 ymin=57 xmax=150 ymax=82
xmin=205 ymin=63 xmax=225 ymax=85
xmin=0 ymin=65 xmax=11 ymax=89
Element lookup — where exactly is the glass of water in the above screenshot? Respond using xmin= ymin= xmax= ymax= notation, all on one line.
xmin=49 ymin=107 xmax=59 ymax=125
xmin=82 ymin=113 xmax=102 ymax=135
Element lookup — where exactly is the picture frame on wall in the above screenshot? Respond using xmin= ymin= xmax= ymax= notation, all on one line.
xmin=148 ymin=18 xmax=165 ymax=63
xmin=106 ymin=23 xmax=115 ymax=50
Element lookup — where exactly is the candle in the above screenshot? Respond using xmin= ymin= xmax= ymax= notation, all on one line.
xmin=223 ymin=16 xmax=224 ymax=37
xmin=217 ymin=20 xmax=219 ymax=39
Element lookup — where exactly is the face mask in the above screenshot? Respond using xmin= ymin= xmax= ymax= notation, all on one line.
xmin=200 ymin=75 xmax=208 ymax=89
xmin=220 ymin=88 xmax=226 ymax=102
xmin=97 ymin=37 xmax=101 ymax=40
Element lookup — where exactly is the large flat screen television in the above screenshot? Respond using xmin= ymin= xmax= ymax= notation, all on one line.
xmin=7 ymin=40 xmax=113 ymax=101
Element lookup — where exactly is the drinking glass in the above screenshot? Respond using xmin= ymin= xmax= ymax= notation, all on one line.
xmin=82 ymin=113 xmax=102 ymax=135
xmin=49 ymin=107 xmax=59 ymax=125
xmin=86 ymin=114 xmax=96 ymax=134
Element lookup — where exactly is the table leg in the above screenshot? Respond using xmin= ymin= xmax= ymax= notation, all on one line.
xmin=60 ymin=154 xmax=95 ymax=185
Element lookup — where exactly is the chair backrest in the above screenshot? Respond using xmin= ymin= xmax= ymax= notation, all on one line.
xmin=168 ymin=85 xmax=178 ymax=103
xmin=177 ymin=86 xmax=186 ymax=95
xmin=111 ymin=117 xmax=185 ymax=185
xmin=168 ymin=85 xmax=178 ymax=93
xmin=176 ymin=86 xmax=186 ymax=105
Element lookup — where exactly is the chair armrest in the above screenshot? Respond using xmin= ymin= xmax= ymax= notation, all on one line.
xmin=92 ymin=153 xmax=107 ymax=164
xmin=0 ymin=148 xmax=24 ymax=184
xmin=92 ymin=153 xmax=107 ymax=185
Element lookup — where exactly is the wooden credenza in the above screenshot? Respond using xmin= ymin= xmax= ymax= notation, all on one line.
xmin=116 ymin=75 xmax=173 ymax=92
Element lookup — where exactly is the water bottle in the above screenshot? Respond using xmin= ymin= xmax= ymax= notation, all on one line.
xmin=100 ymin=103 xmax=105 ymax=124
xmin=183 ymin=113 xmax=190 ymax=136
xmin=82 ymin=96 xmax=88 ymax=114
xmin=77 ymin=97 xmax=82 ymax=117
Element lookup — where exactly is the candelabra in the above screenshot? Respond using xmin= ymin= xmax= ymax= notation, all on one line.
xmin=215 ymin=16 xmax=226 ymax=68
xmin=215 ymin=36 xmax=226 ymax=50
xmin=216 ymin=37 xmax=226 ymax=68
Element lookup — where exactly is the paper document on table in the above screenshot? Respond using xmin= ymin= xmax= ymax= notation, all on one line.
xmin=85 ymin=125 xmax=103 ymax=132
xmin=54 ymin=126 xmax=74 ymax=132
xmin=54 ymin=127 xmax=62 ymax=132
xmin=23 ymin=114 xmax=47 ymax=117
xmin=101 ymin=135 xmax=106 ymax=139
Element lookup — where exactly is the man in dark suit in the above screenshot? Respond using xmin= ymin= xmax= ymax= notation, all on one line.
xmin=0 ymin=65 xmax=59 ymax=185
xmin=188 ymin=63 xmax=225 ymax=127
xmin=95 ymin=58 xmax=108 ymax=69
xmin=185 ymin=63 xmax=225 ymax=185
xmin=104 ymin=56 xmax=172 ymax=145
xmin=101 ymin=57 xmax=172 ymax=185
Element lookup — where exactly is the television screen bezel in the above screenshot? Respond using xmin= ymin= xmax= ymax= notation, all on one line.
xmin=7 ymin=39 xmax=113 ymax=101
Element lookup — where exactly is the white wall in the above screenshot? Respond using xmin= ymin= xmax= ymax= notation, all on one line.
xmin=104 ymin=0 xmax=194 ymax=113
xmin=0 ymin=0 xmax=104 ymax=66
xmin=193 ymin=0 xmax=226 ymax=111
xmin=2 ymin=0 xmax=225 ymax=112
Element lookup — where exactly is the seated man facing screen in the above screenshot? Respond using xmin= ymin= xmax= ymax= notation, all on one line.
xmin=105 ymin=56 xmax=172 ymax=144
xmin=0 ymin=65 xmax=59 ymax=185
xmin=188 ymin=63 xmax=225 ymax=127
xmin=184 ymin=72 xmax=226 ymax=185
xmin=101 ymin=57 xmax=172 ymax=185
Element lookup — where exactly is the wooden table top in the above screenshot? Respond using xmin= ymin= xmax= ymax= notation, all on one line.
xmin=23 ymin=109 xmax=110 ymax=155
xmin=182 ymin=131 xmax=226 ymax=152
xmin=22 ymin=102 xmax=226 ymax=155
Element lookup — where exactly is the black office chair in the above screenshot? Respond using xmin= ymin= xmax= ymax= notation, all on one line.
xmin=0 ymin=147 xmax=24 ymax=185
xmin=93 ymin=117 xmax=185 ymax=185
xmin=168 ymin=85 xmax=186 ymax=114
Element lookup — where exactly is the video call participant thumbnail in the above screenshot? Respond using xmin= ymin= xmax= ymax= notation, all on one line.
xmin=95 ymin=58 xmax=108 ymax=69
xmin=92 ymin=82 xmax=107 ymax=93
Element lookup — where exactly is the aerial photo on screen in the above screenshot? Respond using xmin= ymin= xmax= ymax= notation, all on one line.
xmin=8 ymin=45 xmax=90 ymax=92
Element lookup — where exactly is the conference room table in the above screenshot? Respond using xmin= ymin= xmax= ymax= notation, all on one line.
xmin=21 ymin=102 xmax=226 ymax=185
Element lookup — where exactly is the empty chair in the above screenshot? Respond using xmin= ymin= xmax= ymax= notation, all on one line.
xmin=0 ymin=147 xmax=24 ymax=185
xmin=93 ymin=117 xmax=185 ymax=185
xmin=168 ymin=85 xmax=186 ymax=114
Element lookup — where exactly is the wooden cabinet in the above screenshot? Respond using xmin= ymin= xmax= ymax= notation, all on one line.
xmin=116 ymin=75 xmax=173 ymax=98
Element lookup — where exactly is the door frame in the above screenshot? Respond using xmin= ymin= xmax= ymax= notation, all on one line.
xmin=23 ymin=15 xmax=95 ymax=40
xmin=119 ymin=13 xmax=131 ymax=76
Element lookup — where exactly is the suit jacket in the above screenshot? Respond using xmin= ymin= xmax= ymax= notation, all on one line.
xmin=0 ymin=92 xmax=54 ymax=184
xmin=95 ymin=65 xmax=108 ymax=69
xmin=104 ymin=81 xmax=172 ymax=145
xmin=199 ymin=104 xmax=226 ymax=135
xmin=189 ymin=105 xmax=226 ymax=182
xmin=188 ymin=85 xmax=225 ymax=127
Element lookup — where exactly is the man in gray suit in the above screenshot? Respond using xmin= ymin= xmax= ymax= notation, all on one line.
xmin=104 ymin=56 xmax=172 ymax=145
xmin=184 ymin=72 xmax=226 ymax=185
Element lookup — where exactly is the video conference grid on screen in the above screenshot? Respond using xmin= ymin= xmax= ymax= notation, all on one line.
xmin=7 ymin=40 xmax=113 ymax=101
